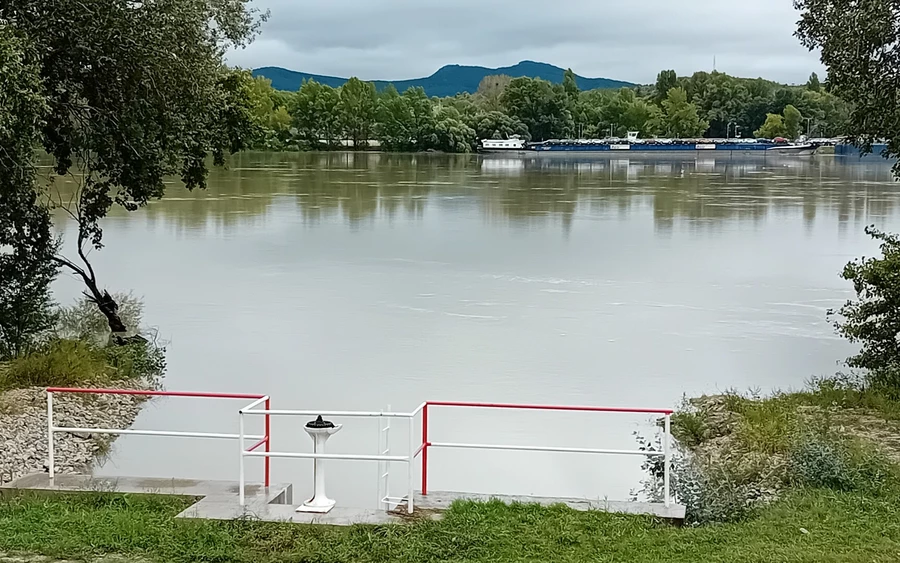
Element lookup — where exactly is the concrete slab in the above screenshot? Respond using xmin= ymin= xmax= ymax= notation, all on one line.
xmin=412 ymin=491 xmax=686 ymax=521
xmin=2 ymin=474 xmax=685 ymax=524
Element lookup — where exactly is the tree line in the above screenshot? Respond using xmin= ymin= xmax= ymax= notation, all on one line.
xmin=247 ymin=68 xmax=852 ymax=152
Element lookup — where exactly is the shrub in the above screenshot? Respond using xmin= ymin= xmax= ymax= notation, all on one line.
xmin=789 ymin=436 xmax=855 ymax=490
xmin=54 ymin=293 xmax=145 ymax=345
xmin=103 ymin=339 xmax=166 ymax=386
xmin=0 ymin=339 xmax=109 ymax=389
xmin=788 ymin=434 xmax=896 ymax=494
xmin=633 ymin=434 xmax=764 ymax=525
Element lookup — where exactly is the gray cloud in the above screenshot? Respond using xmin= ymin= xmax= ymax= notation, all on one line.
xmin=227 ymin=0 xmax=824 ymax=84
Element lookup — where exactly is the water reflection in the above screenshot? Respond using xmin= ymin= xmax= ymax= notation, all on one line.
xmin=45 ymin=152 xmax=897 ymax=236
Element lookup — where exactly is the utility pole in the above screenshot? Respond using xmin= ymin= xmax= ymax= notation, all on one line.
xmin=804 ymin=117 xmax=813 ymax=138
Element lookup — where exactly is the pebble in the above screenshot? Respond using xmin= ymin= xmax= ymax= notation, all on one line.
xmin=0 ymin=383 xmax=147 ymax=484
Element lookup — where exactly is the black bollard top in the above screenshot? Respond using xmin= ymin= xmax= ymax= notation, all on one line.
xmin=306 ymin=415 xmax=335 ymax=429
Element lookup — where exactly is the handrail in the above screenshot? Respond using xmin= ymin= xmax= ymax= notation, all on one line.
xmin=419 ymin=400 xmax=673 ymax=507
xmin=238 ymin=401 xmax=421 ymax=512
xmin=45 ymin=388 xmax=270 ymax=487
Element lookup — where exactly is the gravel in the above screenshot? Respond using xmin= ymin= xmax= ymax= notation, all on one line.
xmin=0 ymin=383 xmax=147 ymax=485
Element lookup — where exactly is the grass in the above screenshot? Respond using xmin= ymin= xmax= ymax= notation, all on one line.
xmin=0 ymin=490 xmax=899 ymax=563
xmin=0 ymin=338 xmax=164 ymax=392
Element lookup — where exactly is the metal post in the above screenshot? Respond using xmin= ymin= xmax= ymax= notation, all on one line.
xmin=47 ymin=391 xmax=54 ymax=481
xmin=264 ymin=398 xmax=270 ymax=488
xmin=239 ymin=410 xmax=246 ymax=507
xmin=407 ymin=413 xmax=415 ymax=514
xmin=663 ymin=414 xmax=671 ymax=508
xmin=376 ymin=415 xmax=383 ymax=509
xmin=421 ymin=403 xmax=429 ymax=495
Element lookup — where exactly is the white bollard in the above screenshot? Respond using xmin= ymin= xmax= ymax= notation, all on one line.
xmin=296 ymin=416 xmax=342 ymax=513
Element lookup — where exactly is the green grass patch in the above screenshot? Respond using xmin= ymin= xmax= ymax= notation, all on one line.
xmin=0 ymin=339 xmax=164 ymax=392
xmin=1 ymin=490 xmax=899 ymax=562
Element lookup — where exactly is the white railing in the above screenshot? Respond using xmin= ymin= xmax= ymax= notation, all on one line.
xmin=46 ymin=388 xmax=271 ymax=485
xmin=239 ymin=403 xmax=427 ymax=513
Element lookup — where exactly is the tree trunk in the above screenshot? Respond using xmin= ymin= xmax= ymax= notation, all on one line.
xmin=83 ymin=279 xmax=128 ymax=334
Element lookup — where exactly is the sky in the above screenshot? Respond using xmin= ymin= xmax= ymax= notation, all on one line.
xmin=226 ymin=0 xmax=825 ymax=85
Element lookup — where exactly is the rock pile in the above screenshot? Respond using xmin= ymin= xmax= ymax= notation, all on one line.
xmin=0 ymin=384 xmax=147 ymax=485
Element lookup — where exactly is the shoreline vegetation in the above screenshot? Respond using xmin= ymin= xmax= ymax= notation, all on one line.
xmin=0 ymin=294 xmax=166 ymax=485
xmin=244 ymin=69 xmax=851 ymax=154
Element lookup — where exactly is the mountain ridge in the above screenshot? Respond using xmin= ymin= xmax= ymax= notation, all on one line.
xmin=252 ymin=61 xmax=634 ymax=97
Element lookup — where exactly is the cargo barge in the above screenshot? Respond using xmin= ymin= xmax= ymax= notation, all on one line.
xmin=479 ymin=132 xmax=819 ymax=156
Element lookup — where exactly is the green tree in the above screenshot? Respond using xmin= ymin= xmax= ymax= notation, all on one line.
xmin=337 ymin=77 xmax=377 ymax=148
xmin=562 ymin=68 xmax=579 ymax=102
xmin=374 ymin=85 xmax=410 ymax=150
xmin=654 ymin=70 xmax=678 ymax=105
xmin=660 ymin=87 xmax=709 ymax=138
xmin=247 ymin=76 xmax=292 ymax=149
xmin=501 ymin=77 xmax=572 ymax=141
xmin=783 ymin=104 xmax=802 ymax=139
xmin=0 ymin=28 xmax=58 ymax=359
xmin=2 ymin=0 xmax=263 ymax=332
xmin=600 ymin=88 xmax=660 ymax=137
xmin=474 ymin=74 xmax=512 ymax=112
xmin=471 ymin=111 xmax=530 ymax=141
xmin=831 ymin=227 xmax=900 ymax=395
xmin=754 ymin=113 xmax=788 ymax=138
xmin=806 ymin=72 xmax=822 ymax=92
xmin=291 ymin=79 xmax=341 ymax=148
xmin=432 ymin=106 xmax=476 ymax=152
xmin=796 ymin=0 xmax=900 ymax=170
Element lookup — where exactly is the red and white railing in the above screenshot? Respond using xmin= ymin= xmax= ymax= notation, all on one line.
xmin=418 ymin=401 xmax=674 ymax=507
xmin=46 ymin=389 xmax=674 ymax=511
xmin=46 ymin=388 xmax=271 ymax=486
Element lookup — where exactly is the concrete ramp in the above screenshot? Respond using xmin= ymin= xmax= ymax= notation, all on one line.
xmin=2 ymin=474 xmax=685 ymax=524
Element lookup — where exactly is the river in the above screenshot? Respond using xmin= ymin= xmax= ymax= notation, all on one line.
xmin=51 ymin=152 xmax=900 ymax=506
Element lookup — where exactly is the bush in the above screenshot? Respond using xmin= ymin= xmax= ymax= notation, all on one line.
xmin=103 ymin=340 xmax=166 ymax=386
xmin=54 ymin=293 xmax=145 ymax=345
xmin=0 ymin=339 xmax=110 ymax=389
xmin=789 ymin=436 xmax=855 ymax=490
xmin=788 ymin=434 xmax=896 ymax=494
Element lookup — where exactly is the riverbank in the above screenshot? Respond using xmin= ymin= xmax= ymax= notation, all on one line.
xmin=0 ymin=485 xmax=898 ymax=562
xmin=1 ymin=380 xmax=899 ymax=562
xmin=0 ymin=383 xmax=147 ymax=485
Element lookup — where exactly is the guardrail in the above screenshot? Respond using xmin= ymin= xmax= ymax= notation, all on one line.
xmin=419 ymin=401 xmax=674 ymax=507
xmin=46 ymin=388 xmax=270 ymax=486
xmin=45 ymin=389 xmax=673 ymax=511
xmin=238 ymin=403 xmax=426 ymax=512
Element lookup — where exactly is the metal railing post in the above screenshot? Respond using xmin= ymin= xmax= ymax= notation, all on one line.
xmin=664 ymin=413 xmax=671 ymax=508
xmin=421 ymin=403 xmax=428 ymax=495
xmin=264 ymin=398 xmax=271 ymax=488
xmin=47 ymin=391 xmax=54 ymax=481
xmin=407 ymin=414 xmax=415 ymax=514
xmin=239 ymin=410 xmax=246 ymax=507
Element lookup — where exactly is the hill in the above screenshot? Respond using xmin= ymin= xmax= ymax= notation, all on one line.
xmin=252 ymin=61 xmax=634 ymax=97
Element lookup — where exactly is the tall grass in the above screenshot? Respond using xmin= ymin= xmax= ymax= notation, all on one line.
xmin=2 ymin=490 xmax=900 ymax=562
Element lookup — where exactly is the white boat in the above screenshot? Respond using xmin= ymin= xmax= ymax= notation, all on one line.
xmin=766 ymin=144 xmax=817 ymax=156
xmin=478 ymin=138 xmax=528 ymax=153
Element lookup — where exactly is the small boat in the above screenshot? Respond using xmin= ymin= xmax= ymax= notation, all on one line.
xmin=478 ymin=138 xmax=529 ymax=153
xmin=766 ymin=143 xmax=817 ymax=156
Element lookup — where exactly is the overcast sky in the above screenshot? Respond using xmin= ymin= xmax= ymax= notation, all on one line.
xmin=226 ymin=0 xmax=824 ymax=85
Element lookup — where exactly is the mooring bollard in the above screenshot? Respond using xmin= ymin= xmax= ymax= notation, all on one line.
xmin=296 ymin=415 xmax=342 ymax=513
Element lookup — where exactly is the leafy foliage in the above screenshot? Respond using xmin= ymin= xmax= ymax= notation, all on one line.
xmin=755 ymin=114 xmax=789 ymax=139
xmin=54 ymin=293 xmax=146 ymax=346
xmin=796 ymin=0 xmax=900 ymax=170
xmin=501 ymin=77 xmax=573 ymax=141
xmin=245 ymin=66 xmax=851 ymax=151
xmin=660 ymin=87 xmax=709 ymax=138
xmin=831 ymin=227 xmax=900 ymax=395
xmin=0 ymin=26 xmax=58 ymax=360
